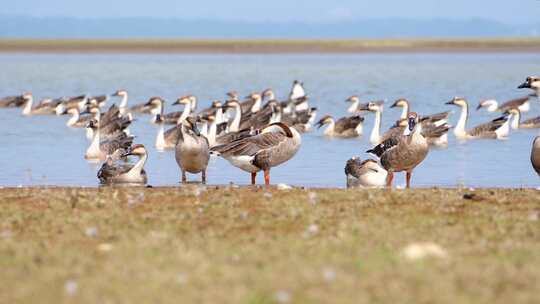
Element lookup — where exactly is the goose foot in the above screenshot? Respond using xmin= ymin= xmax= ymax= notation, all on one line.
xmin=264 ymin=169 xmax=270 ymax=189
xmin=406 ymin=171 xmax=412 ymax=189
xmin=386 ymin=172 xmax=394 ymax=188
xmin=251 ymin=172 xmax=257 ymax=185
xmin=202 ymin=170 xmax=207 ymax=184
xmin=181 ymin=171 xmax=187 ymax=184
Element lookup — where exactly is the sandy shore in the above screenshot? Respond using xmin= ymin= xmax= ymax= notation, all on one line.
xmin=1 ymin=186 xmax=539 ymax=303
xmin=1 ymin=38 xmax=540 ymax=54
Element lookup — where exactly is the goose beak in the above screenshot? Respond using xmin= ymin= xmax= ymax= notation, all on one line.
xmin=315 ymin=120 xmax=324 ymax=129
xmin=475 ymin=103 xmax=483 ymax=110
xmin=518 ymin=81 xmax=530 ymax=89
xmin=390 ymin=101 xmax=399 ymax=108
xmin=356 ymin=103 xmax=369 ymax=111
xmin=445 ymin=100 xmax=455 ymax=105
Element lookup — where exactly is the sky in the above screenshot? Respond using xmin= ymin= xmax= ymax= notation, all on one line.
xmin=3 ymin=0 xmax=539 ymax=24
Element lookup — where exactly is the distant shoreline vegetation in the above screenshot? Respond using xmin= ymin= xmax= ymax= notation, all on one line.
xmin=0 ymin=38 xmax=540 ymax=54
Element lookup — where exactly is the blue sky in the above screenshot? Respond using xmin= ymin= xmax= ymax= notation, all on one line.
xmin=3 ymin=0 xmax=539 ymax=24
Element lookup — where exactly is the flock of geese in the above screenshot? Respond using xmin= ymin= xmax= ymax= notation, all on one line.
xmin=1 ymin=76 xmax=540 ymax=189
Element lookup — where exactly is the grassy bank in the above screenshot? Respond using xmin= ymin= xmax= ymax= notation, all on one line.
xmin=1 ymin=38 xmax=540 ymax=53
xmin=1 ymin=187 xmax=540 ymax=303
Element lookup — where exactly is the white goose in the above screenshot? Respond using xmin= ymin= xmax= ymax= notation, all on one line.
xmin=358 ymin=100 xmax=385 ymax=145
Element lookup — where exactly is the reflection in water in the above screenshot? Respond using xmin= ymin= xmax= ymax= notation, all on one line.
xmin=0 ymin=53 xmax=539 ymax=188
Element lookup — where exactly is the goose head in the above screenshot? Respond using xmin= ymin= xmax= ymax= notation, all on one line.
xmin=315 ymin=115 xmax=333 ymax=128
xmin=445 ymin=97 xmax=468 ymax=108
xmin=476 ymin=99 xmax=497 ymax=111
xmin=112 ymin=89 xmax=127 ymax=98
xmin=173 ymin=95 xmax=191 ymax=106
xmin=358 ymin=100 xmax=384 ymax=112
xmin=22 ymin=92 xmax=33 ymax=103
xmin=182 ymin=116 xmax=200 ymax=136
xmin=123 ymin=144 xmax=147 ymax=157
xmin=227 ymin=91 xmax=239 ymax=100
xmin=211 ymin=100 xmax=222 ymax=108
xmin=223 ymin=99 xmax=240 ymax=109
xmin=518 ymin=76 xmax=540 ymax=90
xmin=407 ymin=112 xmax=420 ymax=132
xmin=346 ymin=95 xmax=360 ymax=103
xmin=261 ymin=89 xmax=275 ymax=101
xmin=390 ymin=98 xmax=409 ymax=109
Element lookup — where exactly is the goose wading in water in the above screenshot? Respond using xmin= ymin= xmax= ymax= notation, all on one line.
xmin=505 ymin=108 xmax=540 ymax=129
xmin=211 ymin=122 xmax=301 ymax=188
xmin=476 ymin=96 xmax=530 ymax=113
xmin=344 ymin=157 xmax=387 ymax=188
xmin=345 ymin=95 xmax=362 ymax=114
xmin=175 ymin=117 xmax=210 ymax=184
xmin=97 ymin=144 xmax=148 ymax=185
xmin=357 ymin=100 xmax=385 ymax=145
xmin=445 ymin=97 xmax=509 ymax=139
xmin=21 ymin=93 xmax=59 ymax=115
xmin=390 ymin=97 xmax=451 ymax=126
xmin=315 ymin=114 xmax=364 ymax=138
xmin=367 ymin=112 xmax=428 ymax=189
xmin=111 ymin=89 xmax=130 ymax=115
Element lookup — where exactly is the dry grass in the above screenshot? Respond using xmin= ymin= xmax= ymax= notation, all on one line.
xmin=1 ymin=187 xmax=540 ymax=303
xmin=1 ymin=38 xmax=540 ymax=53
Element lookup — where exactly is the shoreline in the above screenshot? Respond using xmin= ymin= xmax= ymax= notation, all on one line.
xmin=1 ymin=38 xmax=540 ymax=54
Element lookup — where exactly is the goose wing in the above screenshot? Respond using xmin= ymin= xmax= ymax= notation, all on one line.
xmin=499 ymin=96 xmax=528 ymax=112
xmin=100 ymin=133 xmax=134 ymax=155
xmin=0 ymin=95 xmax=23 ymax=108
xmin=98 ymin=162 xmax=133 ymax=183
xmin=101 ymin=105 xmax=121 ymax=126
xmin=334 ymin=116 xmax=364 ymax=133
xmin=521 ymin=116 xmax=540 ymax=128
xmin=468 ymin=116 xmax=507 ymax=137
xmin=345 ymin=158 xmax=380 ymax=178
xmin=420 ymin=111 xmax=451 ymax=124
xmin=366 ymin=136 xmax=401 ymax=158
xmin=381 ymin=125 xmax=404 ymax=142
xmin=422 ymin=123 xmax=451 ymax=138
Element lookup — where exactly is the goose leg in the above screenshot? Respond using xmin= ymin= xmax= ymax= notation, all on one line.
xmin=202 ymin=170 xmax=207 ymax=184
xmin=181 ymin=170 xmax=187 ymax=184
xmin=251 ymin=172 xmax=257 ymax=185
xmin=406 ymin=171 xmax=412 ymax=189
xmin=264 ymin=169 xmax=270 ymax=189
xmin=386 ymin=171 xmax=394 ymax=188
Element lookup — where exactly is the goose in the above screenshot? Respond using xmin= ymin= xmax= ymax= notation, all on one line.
xmin=154 ymin=114 xmax=167 ymax=151
xmin=445 ymin=97 xmax=509 ymax=139
xmin=346 ymin=95 xmax=362 ymax=113
xmin=239 ymin=93 xmax=263 ymax=114
xmin=0 ymin=94 xmax=26 ymax=108
xmin=20 ymin=93 xmax=58 ymax=115
xmin=261 ymin=89 xmax=275 ymax=103
xmin=476 ymin=96 xmax=530 ymax=113
xmin=222 ymin=98 xmax=243 ymax=133
xmin=531 ymin=136 xmax=540 ymax=176
xmin=85 ymin=119 xmax=133 ymax=160
xmin=315 ymin=115 xmax=364 ymax=138
xmin=112 ymin=89 xmax=129 ymax=115
xmin=518 ymin=76 xmax=540 ymax=95
xmin=357 ymin=100 xmax=385 ymax=144
xmin=366 ymin=112 xmax=428 ymax=189
xmin=289 ymin=80 xmax=306 ymax=101
xmin=390 ymin=98 xmax=451 ymax=125
xmin=62 ymin=107 xmax=92 ymax=128
xmin=344 ymin=157 xmax=387 ymax=188
xmin=284 ymin=106 xmax=318 ymax=132
xmin=211 ymin=122 xmax=302 ymax=188
xmin=88 ymin=105 xmax=132 ymax=139
xmin=161 ymin=96 xmax=194 ymax=125
xmin=505 ymin=108 xmax=540 ymax=129
xmin=175 ymin=117 xmax=210 ymax=184
xmin=54 ymin=95 xmax=87 ymax=116
xmin=97 ymin=144 xmax=148 ymax=185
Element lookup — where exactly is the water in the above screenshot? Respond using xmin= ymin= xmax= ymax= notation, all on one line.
xmin=1 ymin=53 xmax=539 ymax=188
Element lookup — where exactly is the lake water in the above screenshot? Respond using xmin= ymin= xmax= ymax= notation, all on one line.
xmin=1 ymin=53 xmax=539 ymax=188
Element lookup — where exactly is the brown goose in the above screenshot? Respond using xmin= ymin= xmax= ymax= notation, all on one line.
xmin=54 ymin=95 xmax=87 ymax=115
xmin=175 ymin=117 xmax=210 ymax=184
xmin=367 ymin=112 xmax=428 ymax=189
xmin=21 ymin=93 xmax=58 ymax=115
xmin=211 ymin=123 xmax=301 ymax=188
xmin=239 ymin=93 xmax=263 ymax=114
xmin=97 ymin=144 xmax=148 ymax=185
xmin=383 ymin=118 xmax=451 ymax=146
xmin=316 ymin=115 xmax=364 ymax=138
xmin=161 ymin=96 xmax=194 ymax=125
xmin=344 ymin=157 xmax=387 ymax=188
xmin=446 ymin=97 xmax=509 ymax=139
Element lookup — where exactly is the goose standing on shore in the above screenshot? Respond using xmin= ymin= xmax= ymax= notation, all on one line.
xmin=175 ymin=117 xmax=210 ymax=184
xmin=476 ymin=96 xmax=530 ymax=113
xmin=211 ymin=122 xmax=301 ymax=188
xmin=446 ymin=97 xmax=509 ymax=139
xmin=367 ymin=112 xmax=428 ymax=189
xmin=97 ymin=144 xmax=148 ymax=185
xmin=344 ymin=157 xmax=387 ymax=188
xmin=315 ymin=115 xmax=364 ymax=138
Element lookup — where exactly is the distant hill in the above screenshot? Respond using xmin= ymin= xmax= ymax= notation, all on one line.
xmin=1 ymin=16 xmax=538 ymax=39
